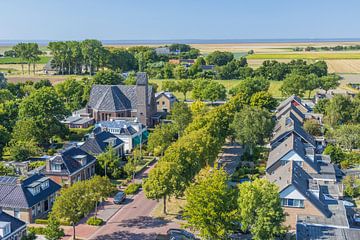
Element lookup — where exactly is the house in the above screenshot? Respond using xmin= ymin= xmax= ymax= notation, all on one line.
xmin=155 ymin=47 xmax=171 ymax=55
xmin=276 ymin=101 xmax=306 ymax=122
xmin=43 ymin=60 xmax=58 ymax=75
xmin=80 ymin=131 xmax=125 ymax=156
xmin=155 ymin=91 xmax=178 ymax=113
xmin=85 ymin=72 xmax=158 ymax=126
xmin=276 ymin=95 xmax=310 ymax=114
xmin=44 ymin=147 xmax=96 ymax=186
xmin=0 ymin=175 xmax=61 ymax=223
xmin=0 ymin=208 xmax=26 ymax=240
xmin=271 ymin=112 xmax=316 ymax=150
xmin=296 ymin=223 xmax=360 ymax=240
xmin=95 ymin=119 xmax=148 ymax=153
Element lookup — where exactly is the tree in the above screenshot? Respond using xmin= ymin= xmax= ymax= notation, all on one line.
xmin=304 ymin=74 xmax=320 ymax=98
xmin=313 ymin=98 xmax=329 ymax=114
xmin=190 ymin=100 xmax=208 ymax=117
xmin=231 ymin=106 xmax=273 ymax=156
xmin=11 ymin=119 xmax=39 ymax=144
xmin=238 ymin=178 xmax=285 ymax=240
xmin=229 ymin=77 xmax=270 ymax=102
xmin=88 ymin=176 xmax=116 ymax=217
xmin=13 ymin=43 xmax=27 ymax=74
xmin=343 ymin=175 xmax=360 ymax=198
xmin=0 ymin=89 xmax=14 ymax=103
xmin=19 ymin=87 xmax=68 ymax=145
xmin=323 ymin=144 xmax=344 ymax=164
xmin=108 ymin=48 xmax=137 ymax=72
xmin=0 ymin=125 xmax=10 ymax=159
xmin=5 ymin=139 xmax=41 ymax=162
xmin=44 ymin=214 xmax=65 ymax=240
xmin=81 ymin=39 xmax=106 ymax=75
xmin=250 ymin=91 xmax=277 ymax=110
xmin=206 ymin=51 xmax=234 ymax=66
xmin=255 ymin=60 xmax=290 ymax=81
xmin=170 ymin=102 xmax=192 ymax=136
xmin=173 ymin=65 xmax=187 ymax=79
xmin=333 ymin=124 xmax=360 ymax=151
xmin=96 ymin=146 xmax=120 ymax=178
xmin=161 ymin=80 xmax=178 ymax=92
xmin=55 ymin=78 xmax=85 ymax=111
xmin=52 ymin=181 xmax=93 ymax=240
xmin=304 ymin=119 xmax=322 ymax=136
xmin=324 ymin=95 xmax=353 ymax=126
xmin=183 ymin=168 xmax=238 ymax=239
xmin=202 ymin=80 xmax=227 ymax=102
xmin=320 ymin=74 xmax=340 ymax=93
xmin=143 ymin=161 xmax=179 ymax=214
xmin=280 ymin=73 xmax=307 ymax=97
xmin=0 ymin=162 xmax=15 ymax=176
xmin=93 ymin=69 xmax=123 ymax=85
xmin=33 ymin=79 xmax=52 ymax=89
xmin=147 ymin=124 xmax=177 ymax=156
xmin=175 ymin=80 xmax=193 ymax=100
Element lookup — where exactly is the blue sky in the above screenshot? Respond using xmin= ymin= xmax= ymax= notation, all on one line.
xmin=1 ymin=0 xmax=359 ymax=40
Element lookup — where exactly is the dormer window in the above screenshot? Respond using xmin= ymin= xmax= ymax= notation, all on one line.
xmin=51 ymin=163 xmax=62 ymax=172
xmin=73 ymin=155 xmax=87 ymax=166
xmin=41 ymin=180 xmax=49 ymax=190
xmin=0 ymin=221 xmax=11 ymax=237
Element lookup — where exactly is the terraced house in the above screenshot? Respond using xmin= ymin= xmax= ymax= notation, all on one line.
xmin=267 ymin=96 xmax=349 ymax=232
xmin=0 ymin=175 xmax=61 ymax=223
xmin=0 ymin=207 xmax=26 ymax=240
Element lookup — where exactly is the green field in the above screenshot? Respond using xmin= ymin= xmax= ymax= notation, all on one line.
xmin=0 ymin=56 xmax=51 ymax=64
xmin=246 ymin=52 xmax=360 ymax=60
xmin=150 ymin=79 xmax=283 ymax=99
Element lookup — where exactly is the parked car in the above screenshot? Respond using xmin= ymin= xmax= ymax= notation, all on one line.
xmin=113 ymin=191 xmax=126 ymax=204
xmin=167 ymin=229 xmax=196 ymax=240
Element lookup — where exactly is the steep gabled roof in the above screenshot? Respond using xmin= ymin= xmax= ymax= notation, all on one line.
xmin=0 ymin=174 xmax=60 ymax=209
xmin=267 ymin=162 xmax=331 ymax=218
xmin=267 ymin=134 xmax=317 ymax=172
xmin=271 ymin=113 xmax=316 ymax=147
xmin=276 ymin=95 xmax=308 ymax=113
xmin=88 ymin=85 xmax=153 ymax=112
xmin=276 ymin=102 xmax=306 ymax=121
xmin=80 ymin=131 xmax=123 ymax=155
xmin=0 ymin=210 xmax=26 ymax=234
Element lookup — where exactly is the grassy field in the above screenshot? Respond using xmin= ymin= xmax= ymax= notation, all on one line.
xmin=0 ymin=56 xmax=50 ymax=64
xmin=246 ymin=52 xmax=360 ymax=60
xmin=149 ymin=79 xmax=284 ymax=99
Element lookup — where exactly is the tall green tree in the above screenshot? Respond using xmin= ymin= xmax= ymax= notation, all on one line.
xmin=175 ymin=79 xmax=193 ymax=100
xmin=183 ymin=168 xmax=238 ymax=239
xmin=0 ymin=125 xmax=10 ymax=159
xmin=324 ymin=95 xmax=353 ymax=126
xmin=231 ymin=106 xmax=273 ymax=156
xmin=44 ymin=214 xmax=65 ymax=240
xmin=96 ymin=146 xmax=121 ymax=178
xmin=206 ymin=51 xmax=234 ymax=66
xmin=238 ymin=178 xmax=285 ymax=240
xmin=93 ymin=69 xmax=123 ymax=85
xmin=320 ymin=74 xmax=340 ymax=93
xmin=280 ymin=73 xmax=307 ymax=97
xmin=170 ymin=102 xmax=192 ymax=136
xmin=55 ymin=78 xmax=85 ymax=111
xmin=147 ymin=124 xmax=177 ymax=156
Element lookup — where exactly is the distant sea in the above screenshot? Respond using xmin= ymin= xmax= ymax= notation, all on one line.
xmin=1 ymin=38 xmax=360 ymax=46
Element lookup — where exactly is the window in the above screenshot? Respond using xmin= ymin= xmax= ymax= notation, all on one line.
xmin=294 ymin=161 xmax=303 ymax=167
xmin=37 ymin=202 xmax=41 ymax=214
xmin=41 ymin=180 xmax=49 ymax=190
xmin=51 ymin=163 xmax=62 ymax=172
xmin=31 ymin=206 xmax=36 ymax=217
xmin=281 ymin=198 xmax=304 ymax=208
xmin=162 ymin=101 xmax=165 ymax=106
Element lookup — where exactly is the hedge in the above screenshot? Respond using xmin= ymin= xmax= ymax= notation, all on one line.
xmin=28 ymin=226 xmax=46 ymax=235
xmin=124 ymin=183 xmax=141 ymax=195
xmin=86 ymin=216 xmax=104 ymax=226
xmin=35 ymin=218 xmax=71 ymax=226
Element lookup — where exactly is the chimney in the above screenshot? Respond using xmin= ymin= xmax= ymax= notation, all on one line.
xmin=136 ymin=72 xmax=149 ymax=126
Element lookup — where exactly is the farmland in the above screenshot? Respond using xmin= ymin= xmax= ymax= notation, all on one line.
xmin=246 ymin=52 xmax=360 ymax=60
xmin=0 ymin=56 xmax=51 ymax=64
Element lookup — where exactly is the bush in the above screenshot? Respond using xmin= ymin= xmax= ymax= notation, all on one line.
xmin=34 ymin=218 xmax=71 ymax=226
xmin=86 ymin=216 xmax=104 ymax=226
xmin=124 ymin=183 xmax=141 ymax=195
xmin=28 ymin=226 xmax=46 ymax=235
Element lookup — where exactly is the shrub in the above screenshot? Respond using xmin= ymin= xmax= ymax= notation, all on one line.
xmin=34 ymin=218 xmax=71 ymax=226
xmin=86 ymin=216 xmax=104 ymax=226
xmin=28 ymin=226 xmax=46 ymax=235
xmin=124 ymin=183 xmax=141 ymax=195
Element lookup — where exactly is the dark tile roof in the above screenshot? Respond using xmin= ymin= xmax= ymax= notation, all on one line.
xmin=267 ymin=162 xmax=331 ymax=218
xmin=97 ymin=121 xmax=138 ymax=136
xmin=88 ymin=85 xmax=153 ymax=112
xmin=267 ymin=134 xmax=317 ymax=172
xmin=276 ymin=102 xmax=306 ymax=121
xmin=0 ymin=210 xmax=26 ymax=235
xmin=80 ymin=131 xmax=123 ymax=156
xmin=271 ymin=113 xmax=316 ymax=148
xmin=296 ymin=224 xmax=360 ymax=240
xmin=0 ymin=174 xmax=60 ymax=209
xmin=49 ymin=147 xmax=96 ymax=175
xmin=276 ymin=95 xmax=304 ymax=113
xmin=136 ymin=72 xmax=148 ymax=85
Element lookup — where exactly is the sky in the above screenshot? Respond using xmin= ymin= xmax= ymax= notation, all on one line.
xmin=1 ymin=0 xmax=360 ymax=40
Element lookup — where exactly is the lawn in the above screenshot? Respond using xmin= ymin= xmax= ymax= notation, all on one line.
xmin=150 ymin=196 xmax=186 ymax=221
xmin=150 ymin=79 xmax=284 ymax=99
xmin=247 ymin=52 xmax=360 ymax=60
xmin=0 ymin=56 xmax=51 ymax=64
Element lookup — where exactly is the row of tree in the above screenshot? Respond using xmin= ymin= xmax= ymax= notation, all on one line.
xmin=13 ymin=43 xmax=42 ymax=74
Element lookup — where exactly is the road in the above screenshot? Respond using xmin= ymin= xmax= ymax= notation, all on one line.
xmin=89 ymin=161 xmax=179 ymax=240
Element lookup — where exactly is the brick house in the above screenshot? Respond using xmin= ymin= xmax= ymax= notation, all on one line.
xmin=86 ymin=72 xmax=157 ymax=126
xmin=0 ymin=175 xmax=60 ymax=223
xmin=0 ymin=207 xmax=27 ymax=240
xmin=155 ymin=91 xmax=178 ymax=113
xmin=44 ymin=147 xmax=96 ymax=186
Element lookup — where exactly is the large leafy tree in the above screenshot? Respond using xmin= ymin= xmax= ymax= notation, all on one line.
xmin=320 ymin=74 xmax=340 ymax=93
xmin=231 ymin=106 xmax=274 ymax=156
xmin=5 ymin=139 xmax=41 ymax=162
xmin=55 ymin=78 xmax=85 ymax=111
xmin=96 ymin=146 xmax=121 ymax=178
xmin=88 ymin=176 xmax=116 ymax=216
xmin=18 ymin=87 xmax=68 ymax=145
xmin=229 ymin=77 xmax=270 ymax=102
xmin=206 ymin=51 xmax=234 ymax=66
xmin=250 ymin=91 xmax=277 ymax=110
xmin=202 ymin=80 xmax=227 ymax=102
xmin=0 ymin=125 xmax=10 ymax=159
xmin=280 ymin=73 xmax=307 ymax=97
xmin=183 ymin=168 xmax=238 ymax=239
xmin=170 ymin=102 xmax=192 ymax=136
xmin=44 ymin=214 xmax=65 ymax=240
xmin=175 ymin=79 xmax=193 ymax=100
xmin=93 ymin=69 xmax=123 ymax=85
xmin=108 ymin=48 xmax=137 ymax=72
xmin=333 ymin=124 xmax=360 ymax=151
xmin=147 ymin=123 xmax=177 ymax=156
xmin=324 ymin=95 xmax=353 ymax=126
xmin=238 ymin=178 xmax=285 ymax=240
